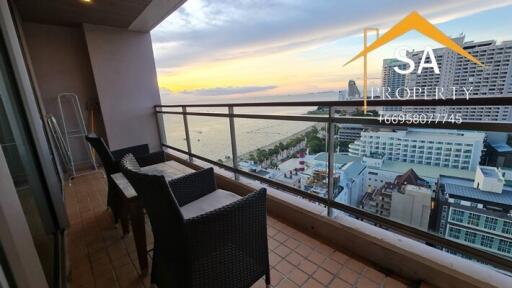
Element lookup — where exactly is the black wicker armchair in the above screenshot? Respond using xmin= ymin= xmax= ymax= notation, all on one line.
xmin=85 ymin=134 xmax=165 ymax=222
xmin=120 ymin=154 xmax=270 ymax=288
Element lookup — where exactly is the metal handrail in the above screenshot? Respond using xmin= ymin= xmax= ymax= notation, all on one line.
xmin=155 ymin=97 xmax=512 ymax=272
xmin=155 ymin=96 xmax=512 ymax=108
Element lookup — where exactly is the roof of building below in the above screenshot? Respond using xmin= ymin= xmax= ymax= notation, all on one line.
xmin=313 ymin=152 xmax=362 ymax=165
xmin=440 ymin=176 xmax=512 ymax=205
xmin=378 ymin=161 xmax=475 ymax=180
xmin=489 ymin=142 xmax=512 ymax=153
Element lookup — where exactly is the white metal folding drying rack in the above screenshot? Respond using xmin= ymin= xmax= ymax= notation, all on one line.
xmin=57 ymin=93 xmax=98 ymax=179
xmin=46 ymin=114 xmax=72 ymax=178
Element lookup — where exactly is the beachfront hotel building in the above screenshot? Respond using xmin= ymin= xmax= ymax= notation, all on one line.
xmin=348 ymin=128 xmax=486 ymax=171
xmin=433 ymin=166 xmax=512 ymax=258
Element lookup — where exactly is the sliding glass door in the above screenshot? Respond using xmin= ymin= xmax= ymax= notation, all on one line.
xmin=0 ymin=31 xmax=59 ymax=286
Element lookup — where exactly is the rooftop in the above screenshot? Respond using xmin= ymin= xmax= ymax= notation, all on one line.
xmin=376 ymin=160 xmax=475 ymax=180
xmin=311 ymin=152 xmax=362 ymax=166
xmin=440 ymin=176 xmax=512 ymax=206
xmin=479 ymin=166 xmax=502 ymax=179
xmin=489 ymin=142 xmax=512 ymax=153
xmin=361 ymin=128 xmax=486 ymax=142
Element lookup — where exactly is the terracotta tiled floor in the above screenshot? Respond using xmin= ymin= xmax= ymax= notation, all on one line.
xmin=65 ymin=166 xmax=409 ymax=288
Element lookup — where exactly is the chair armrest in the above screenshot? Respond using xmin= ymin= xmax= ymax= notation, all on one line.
xmin=168 ymin=167 xmax=217 ymax=207
xmin=136 ymin=151 xmax=166 ymax=167
xmin=182 ymin=189 xmax=268 ymax=287
xmin=111 ymin=144 xmax=150 ymax=160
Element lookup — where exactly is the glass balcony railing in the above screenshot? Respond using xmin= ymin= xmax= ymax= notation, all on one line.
xmin=155 ymin=97 xmax=512 ymax=273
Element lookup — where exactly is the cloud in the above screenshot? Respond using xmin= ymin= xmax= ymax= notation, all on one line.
xmin=151 ymin=0 xmax=512 ymax=69
xmin=179 ymin=85 xmax=277 ymax=96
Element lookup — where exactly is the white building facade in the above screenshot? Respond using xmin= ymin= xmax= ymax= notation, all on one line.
xmin=349 ymin=128 xmax=485 ymax=171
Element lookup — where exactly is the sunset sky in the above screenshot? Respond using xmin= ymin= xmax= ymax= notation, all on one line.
xmin=151 ymin=0 xmax=512 ymax=104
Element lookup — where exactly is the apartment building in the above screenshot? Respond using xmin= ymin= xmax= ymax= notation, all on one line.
xmin=349 ymin=128 xmax=486 ymax=171
xmin=405 ymin=36 xmax=464 ymax=94
xmin=382 ymin=58 xmax=407 ymax=98
xmin=382 ymin=36 xmax=512 ymax=121
xmin=453 ymin=40 xmax=512 ymax=97
xmin=434 ymin=166 xmax=512 ymax=258
xmin=335 ymin=123 xmax=365 ymax=142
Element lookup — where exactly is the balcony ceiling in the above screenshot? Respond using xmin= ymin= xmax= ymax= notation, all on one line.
xmin=15 ymin=0 xmax=180 ymax=30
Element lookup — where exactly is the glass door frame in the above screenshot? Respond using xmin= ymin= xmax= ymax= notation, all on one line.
xmin=0 ymin=1 xmax=69 ymax=287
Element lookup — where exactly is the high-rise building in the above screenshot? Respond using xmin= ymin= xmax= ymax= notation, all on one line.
xmin=405 ymin=36 xmax=464 ymax=94
xmin=348 ymin=128 xmax=485 ymax=171
xmin=347 ymin=80 xmax=361 ymax=99
xmin=382 ymin=58 xmax=407 ymax=99
xmin=383 ymin=36 xmax=512 ymax=122
xmin=453 ymin=40 xmax=512 ymax=97
xmin=433 ymin=166 xmax=512 ymax=258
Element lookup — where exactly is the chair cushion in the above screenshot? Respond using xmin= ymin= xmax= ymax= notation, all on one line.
xmin=121 ymin=153 xmax=141 ymax=171
xmin=180 ymin=189 xmax=242 ymax=219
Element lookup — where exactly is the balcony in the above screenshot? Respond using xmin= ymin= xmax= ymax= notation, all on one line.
xmin=65 ymin=167 xmax=409 ymax=288
xmin=1 ymin=1 xmax=512 ymax=287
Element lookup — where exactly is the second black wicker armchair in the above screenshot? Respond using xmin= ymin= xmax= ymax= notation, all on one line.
xmin=120 ymin=154 xmax=270 ymax=288
xmin=85 ymin=134 xmax=166 ymax=223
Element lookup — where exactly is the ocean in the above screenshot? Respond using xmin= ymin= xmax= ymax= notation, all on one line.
xmin=162 ymin=104 xmax=331 ymax=161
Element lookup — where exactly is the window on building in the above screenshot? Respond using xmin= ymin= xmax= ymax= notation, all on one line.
xmin=502 ymin=221 xmax=512 ymax=235
xmin=450 ymin=209 xmax=465 ymax=223
xmin=467 ymin=213 xmax=481 ymax=227
xmin=497 ymin=239 xmax=512 ymax=255
xmin=448 ymin=226 xmax=462 ymax=239
xmin=464 ymin=231 xmax=477 ymax=244
xmin=480 ymin=235 xmax=495 ymax=249
xmin=483 ymin=217 xmax=498 ymax=231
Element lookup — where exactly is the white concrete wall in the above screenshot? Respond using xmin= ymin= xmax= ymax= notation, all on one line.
xmin=83 ymin=24 xmax=161 ymax=151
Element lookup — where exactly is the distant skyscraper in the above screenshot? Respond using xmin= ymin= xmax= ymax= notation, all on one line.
xmin=347 ymin=80 xmax=361 ymax=99
xmin=381 ymin=58 xmax=407 ymax=98
xmin=381 ymin=36 xmax=512 ymax=121
xmin=405 ymin=36 xmax=512 ymax=97
xmin=453 ymin=39 xmax=512 ymax=97
xmin=405 ymin=36 xmax=464 ymax=94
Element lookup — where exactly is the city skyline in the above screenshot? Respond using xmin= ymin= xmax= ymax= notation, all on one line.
xmin=152 ymin=0 xmax=512 ymax=104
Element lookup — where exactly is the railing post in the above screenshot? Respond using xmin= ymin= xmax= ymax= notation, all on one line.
xmin=182 ymin=106 xmax=193 ymax=162
xmin=327 ymin=106 xmax=335 ymax=217
xmin=155 ymin=106 xmax=166 ymax=147
xmin=228 ymin=106 xmax=239 ymax=180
